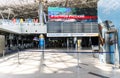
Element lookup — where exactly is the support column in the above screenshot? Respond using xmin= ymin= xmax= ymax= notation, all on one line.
xmin=74 ymin=37 xmax=77 ymax=49
xmin=39 ymin=2 xmax=43 ymax=26
xmin=9 ymin=34 xmax=13 ymax=47
xmin=67 ymin=38 xmax=69 ymax=49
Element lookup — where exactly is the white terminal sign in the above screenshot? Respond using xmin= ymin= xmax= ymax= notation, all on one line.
xmin=47 ymin=33 xmax=99 ymax=37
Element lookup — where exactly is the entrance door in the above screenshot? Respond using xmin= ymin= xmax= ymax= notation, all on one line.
xmin=69 ymin=38 xmax=74 ymax=48
xmin=81 ymin=37 xmax=91 ymax=48
xmin=46 ymin=37 xmax=67 ymax=48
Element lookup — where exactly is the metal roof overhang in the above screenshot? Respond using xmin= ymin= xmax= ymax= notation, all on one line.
xmin=0 ymin=0 xmax=98 ymax=19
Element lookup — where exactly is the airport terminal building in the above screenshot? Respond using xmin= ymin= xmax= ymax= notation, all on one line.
xmin=0 ymin=6 xmax=99 ymax=51
xmin=1 ymin=0 xmax=120 ymax=78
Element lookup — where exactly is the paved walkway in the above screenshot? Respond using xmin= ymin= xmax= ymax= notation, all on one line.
xmin=0 ymin=49 xmax=120 ymax=78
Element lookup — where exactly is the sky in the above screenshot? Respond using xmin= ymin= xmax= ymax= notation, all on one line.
xmin=98 ymin=0 xmax=120 ymax=28
xmin=98 ymin=0 xmax=120 ymax=45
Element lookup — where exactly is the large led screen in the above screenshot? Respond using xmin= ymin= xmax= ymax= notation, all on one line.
xmin=48 ymin=7 xmax=97 ymax=22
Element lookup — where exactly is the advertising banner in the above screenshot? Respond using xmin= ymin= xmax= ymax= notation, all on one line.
xmin=48 ymin=7 xmax=97 ymax=22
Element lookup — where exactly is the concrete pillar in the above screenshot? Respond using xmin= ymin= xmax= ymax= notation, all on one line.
xmin=9 ymin=34 xmax=13 ymax=47
xmin=39 ymin=2 xmax=43 ymax=26
xmin=67 ymin=38 xmax=69 ymax=49
xmin=74 ymin=37 xmax=77 ymax=49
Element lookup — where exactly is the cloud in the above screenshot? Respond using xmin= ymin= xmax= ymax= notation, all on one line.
xmin=98 ymin=0 xmax=120 ymax=14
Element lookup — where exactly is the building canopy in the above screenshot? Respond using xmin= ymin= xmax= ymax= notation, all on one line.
xmin=0 ymin=0 xmax=98 ymax=19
